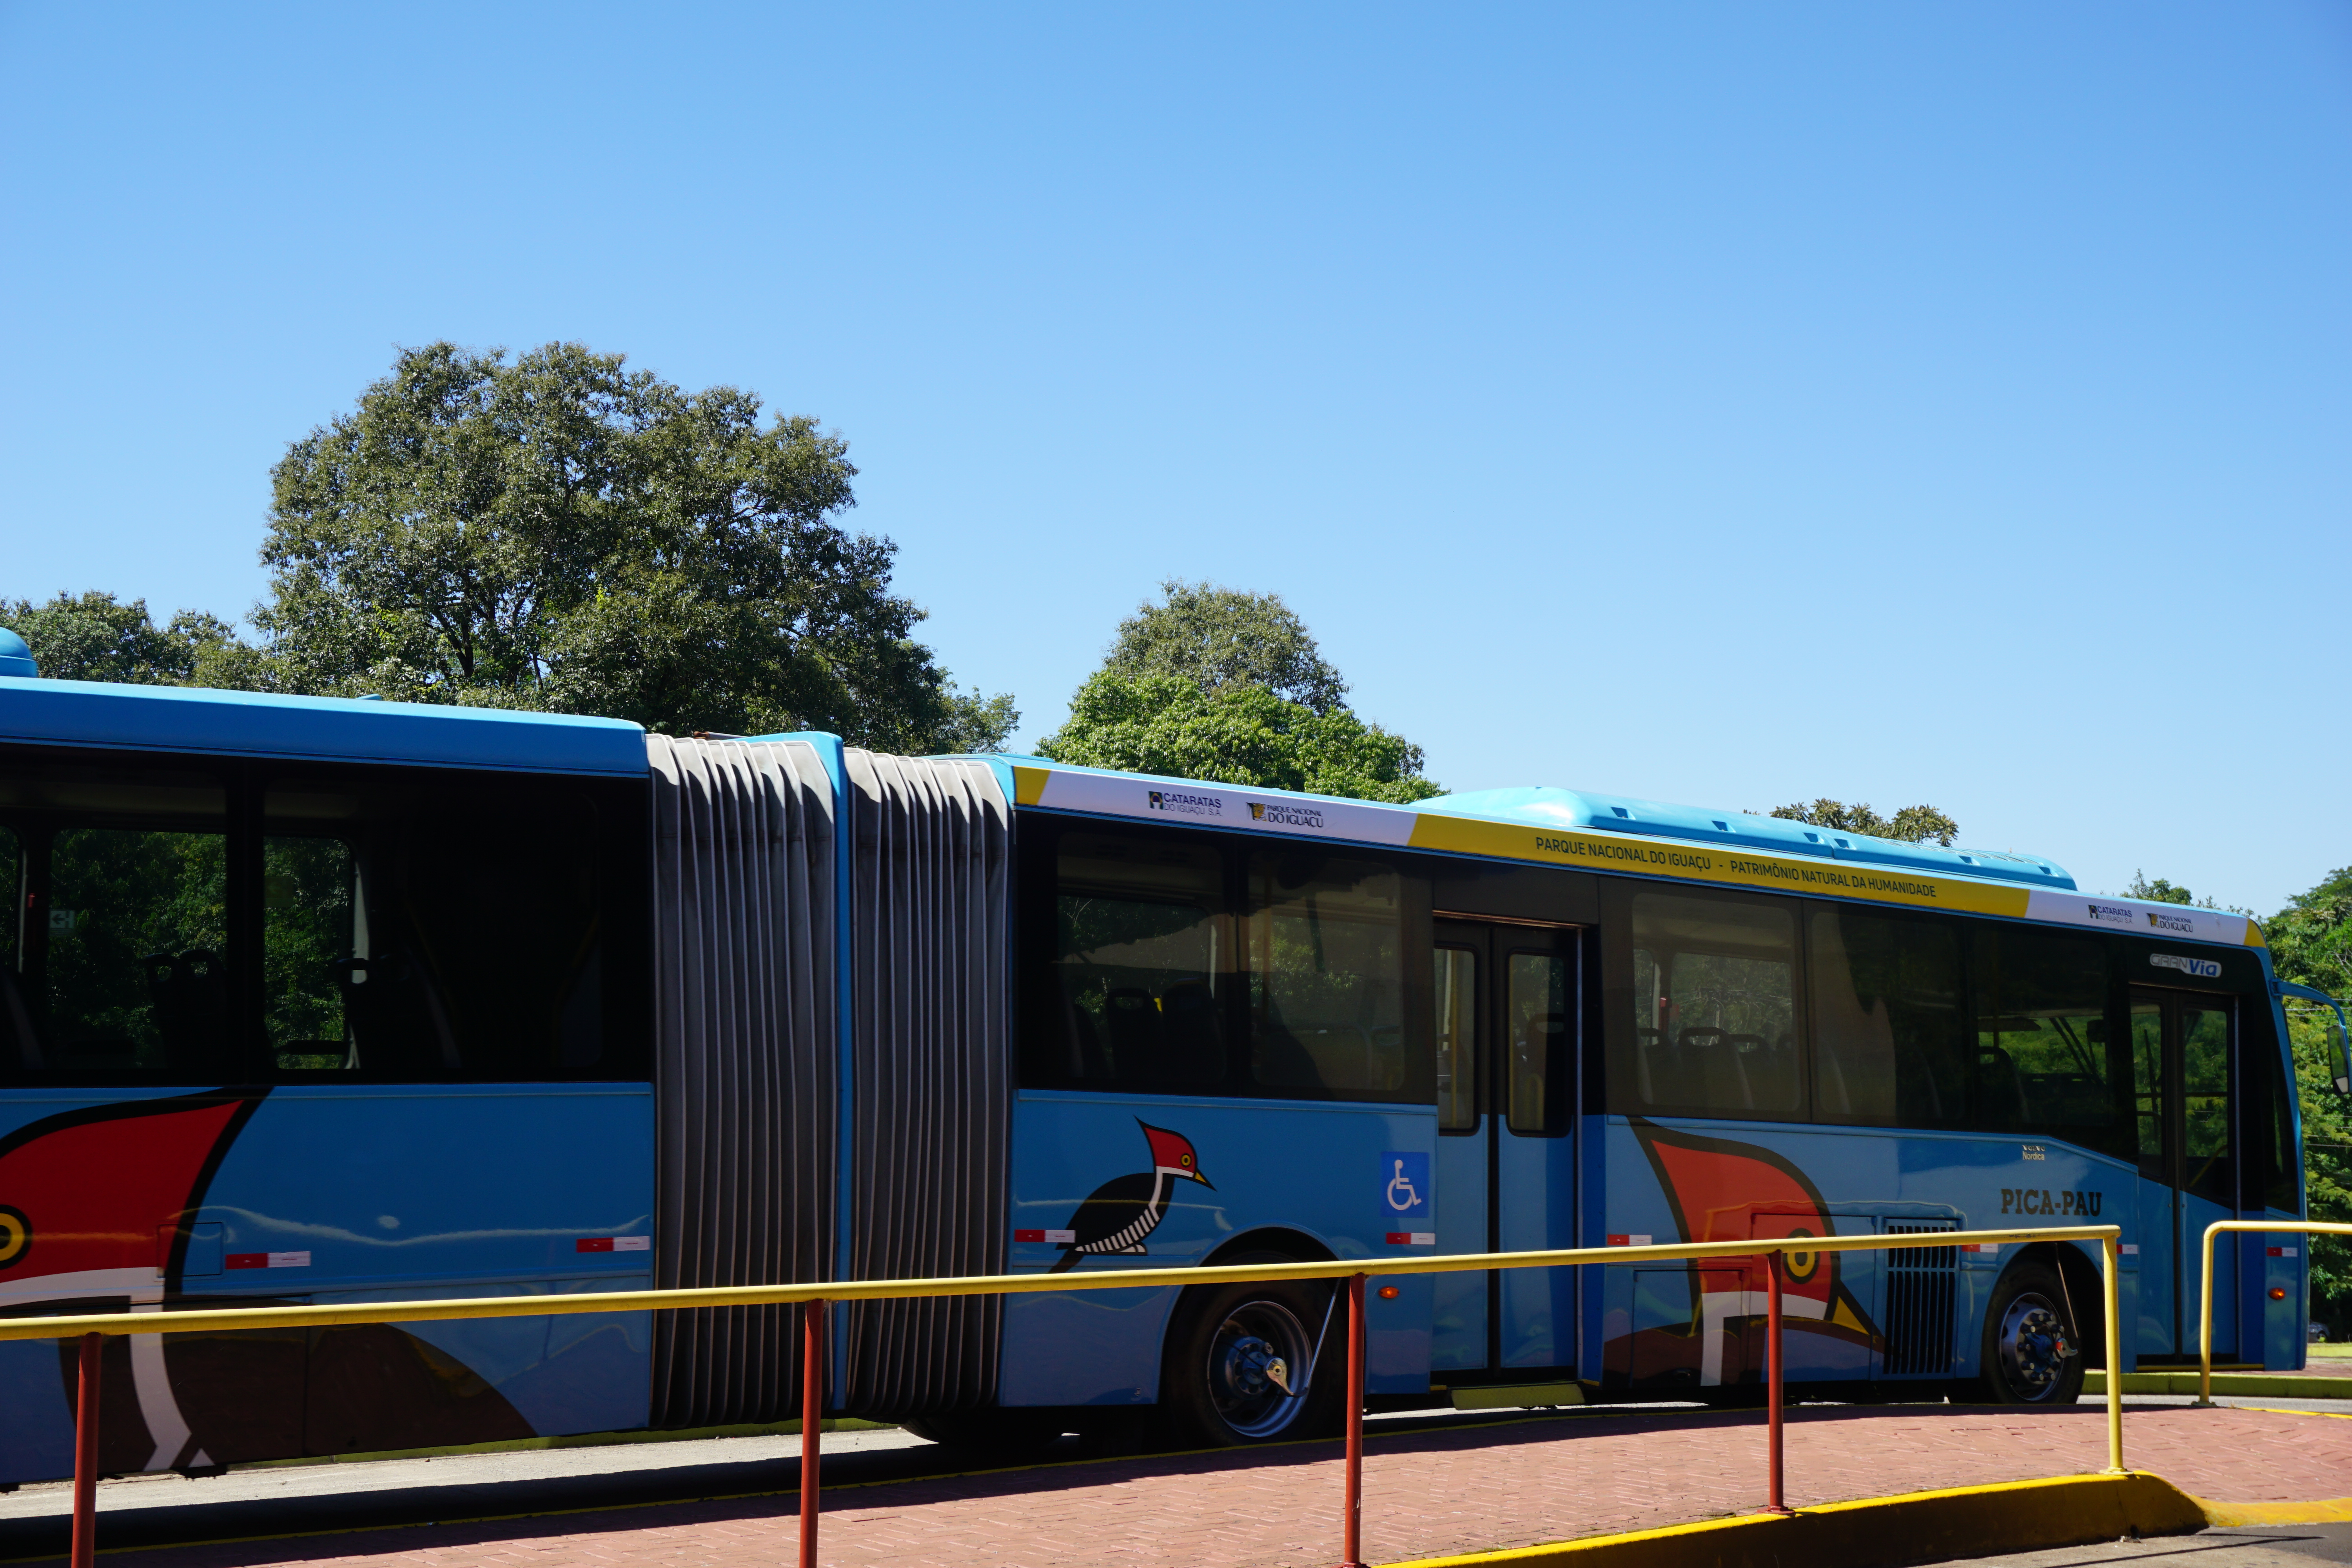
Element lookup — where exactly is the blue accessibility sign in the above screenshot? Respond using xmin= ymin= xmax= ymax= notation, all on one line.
xmin=1379 ymin=1151 xmax=1430 ymax=1223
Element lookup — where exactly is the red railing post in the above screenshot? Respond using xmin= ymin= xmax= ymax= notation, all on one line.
xmin=1764 ymin=1252 xmax=1790 ymax=1516
xmin=71 ymin=1331 xmax=101 ymax=1568
xmin=801 ymin=1299 xmax=825 ymax=1568
xmin=1338 ymin=1272 xmax=1367 ymax=1568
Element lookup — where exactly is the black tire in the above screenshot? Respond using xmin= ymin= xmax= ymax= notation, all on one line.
xmin=1974 ymin=1261 xmax=2086 ymax=1405
xmin=1160 ymin=1254 xmax=1345 ymax=1447
xmin=899 ymin=1408 xmax=1071 ymax=1452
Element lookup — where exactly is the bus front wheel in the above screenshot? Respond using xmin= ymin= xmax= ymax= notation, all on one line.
xmin=1161 ymin=1257 xmax=1344 ymax=1446
xmin=1974 ymin=1262 xmax=2085 ymax=1405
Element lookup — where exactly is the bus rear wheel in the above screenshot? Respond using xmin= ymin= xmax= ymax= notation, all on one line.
xmin=1161 ymin=1258 xmax=1343 ymax=1446
xmin=1974 ymin=1262 xmax=2085 ymax=1405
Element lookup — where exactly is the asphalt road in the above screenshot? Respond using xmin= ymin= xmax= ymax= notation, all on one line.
xmin=1956 ymin=1525 xmax=2352 ymax=1568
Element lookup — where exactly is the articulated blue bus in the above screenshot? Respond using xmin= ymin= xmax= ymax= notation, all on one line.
xmin=0 ymin=654 xmax=2340 ymax=1481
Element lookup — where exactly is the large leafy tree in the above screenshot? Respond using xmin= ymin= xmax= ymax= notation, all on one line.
xmin=1100 ymin=578 xmax=1347 ymax=714
xmin=255 ymin=341 xmax=1013 ymax=750
xmin=1037 ymin=581 xmax=1438 ymax=803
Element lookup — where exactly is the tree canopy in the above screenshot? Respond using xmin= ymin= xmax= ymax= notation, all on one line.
xmin=1039 ymin=671 xmax=1440 ymax=803
xmin=1036 ymin=581 xmax=1438 ymax=803
xmin=248 ymin=341 xmax=1013 ymax=750
xmin=1769 ymin=798 xmax=1960 ymax=846
xmin=1100 ymin=578 xmax=1347 ymax=714
xmin=3 ymin=592 xmax=242 ymax=686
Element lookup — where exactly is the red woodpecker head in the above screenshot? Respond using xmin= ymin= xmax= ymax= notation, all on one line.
xmin=1139 ymin=1121 xmax=1212 ymax=1188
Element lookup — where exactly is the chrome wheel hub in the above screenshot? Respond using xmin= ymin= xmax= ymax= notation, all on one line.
xmin=1206 ymin=1300 xmax=1312 ymax=1438
xmin=1997 ymin=1292 xmax=2072 ymax=1400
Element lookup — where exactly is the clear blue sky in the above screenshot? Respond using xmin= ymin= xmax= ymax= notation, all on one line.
xmin=3 ymin=4 xmax=2346 ymax=914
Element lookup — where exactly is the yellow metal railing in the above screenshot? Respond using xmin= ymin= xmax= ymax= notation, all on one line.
xmin=7 ymin=1224 xmax=2124 ymax=1568
xmin=2197 ymin=1218 xmax=2352 ymax=1404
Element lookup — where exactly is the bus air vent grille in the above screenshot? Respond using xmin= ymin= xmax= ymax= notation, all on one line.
xmin=1882 ymin=1220 xmax=1958 ymax=1376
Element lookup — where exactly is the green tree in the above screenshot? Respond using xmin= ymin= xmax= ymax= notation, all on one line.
xmin=1038 ymin=672 xmax=1440 ymax=804
xmin=1101 ymin=579 xmax=1347 ymax=713
xmin=2126 ymin=872 xmax=2195 ymax=905
xmin=2120 ymin=871 xmax=2251 ymax=915
xmin=255 ymin=341 xmax=1013 ymax=750
xmin=1038 ymin=581 xmax=1439 ymax=804
xmin=3 ymin=591 xmax=246 ymax=685
xmin=1769 ymin=799 xmax=1960 ymax=845
xmin=2267 ymin=867 xmax=2352 ymax=1335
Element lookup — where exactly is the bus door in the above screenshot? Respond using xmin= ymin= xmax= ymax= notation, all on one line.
xmin=1430 ymin=920 xmax=1579 ymax=1377
xmin=2128 ymin=987 xmax=2238 ymax=1359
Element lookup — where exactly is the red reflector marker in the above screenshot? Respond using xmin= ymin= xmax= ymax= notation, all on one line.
xmin=574 ymin=1236 xmax=651 ymax=1253
xmin=1014 ymin=1229 xmax=1046 ymax=1243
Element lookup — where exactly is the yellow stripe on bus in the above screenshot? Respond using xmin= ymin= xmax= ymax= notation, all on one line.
xmin=1401 ymin=813 xmax=2031 ymax=918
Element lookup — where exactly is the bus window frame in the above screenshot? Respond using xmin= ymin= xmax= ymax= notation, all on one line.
xmin=1803 ymin=900 xmax=1970 ymax=1132
xmin=1014 ymin=812 xmax=1438 ymax=1107
xmin=0 ymin=741 xmax=652 ymax=1088
xmin=1600 ymin=877 xmax=1813 ymax=1124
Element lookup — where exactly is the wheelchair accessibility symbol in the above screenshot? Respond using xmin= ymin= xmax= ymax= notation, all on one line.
xmin=1380 ymin=1151 xmax=1430 ymax=1223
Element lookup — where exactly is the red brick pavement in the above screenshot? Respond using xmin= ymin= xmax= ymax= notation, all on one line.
xmin=96 ymin=1404 xmax=2352 ymax=1568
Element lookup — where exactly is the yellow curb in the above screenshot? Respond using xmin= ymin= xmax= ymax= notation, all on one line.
xmin=1388 ymin=1472 xmax=2209 ymax=1568
xmin=2192 ymin=1496 xmax=2352 ymax=1526
xmin=2085 ymin=1371 xmax=2352 ymax=1399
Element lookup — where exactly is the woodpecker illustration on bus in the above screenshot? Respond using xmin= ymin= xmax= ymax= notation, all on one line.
xmin=1612 ymin=1119 xmax=1884 ymax=1386
xmin=0 ymin=1091 xmax=266 ymax=1470
xmin=0 ymin=1089 xmax=544 ymax=1472
xmin=1044 ymin=1121 xmax=1213 ymax=1273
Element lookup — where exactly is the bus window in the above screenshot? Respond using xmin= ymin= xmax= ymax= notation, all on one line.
xmin=2247 ymin=1009 xmax=2299 ymax=1212
xmin=2130 ymin=997 xmax=2164 ymax=1180
xmin=0 ymin=825 xmax=18 ymax=1047
xmin=264 ymin=777 xmax=615 ymax=1080
xmin=1624 ymin=890 xmax=1801 ymax=1118
xmin=1247 ymin=853 xmax=1410 ymax=1096
xmin=48 ymin=826 xmax=231 ymax=1076
xmin=0 ymin=764 xmax=235 ymax=1081
xmin=1973 ymin=928 xmax=2124 ymax=1154
xmin=1048 ymin=832 xmax=1227 ymax=1089
xmin=264 ymin=835 xmax=355 ymax=1070
xmin=1434 ymin=946 xmax=1477 ymax=1130
xmin=1808 ymin=908 xmax=1965 ymax=1127
xmin=1504 ymin=950 xmax=1566 ymax=1134
xmin=2180 ymin=1002 xmax=2232 ymax=1205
